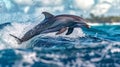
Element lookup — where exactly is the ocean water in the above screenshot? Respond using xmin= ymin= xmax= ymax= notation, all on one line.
xmin=0 ymin=0 xmax=120 ymax=67
xmin=0 ymin=22 xmax=120 ymax=67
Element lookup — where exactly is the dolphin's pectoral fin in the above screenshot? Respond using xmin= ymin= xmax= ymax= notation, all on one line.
xmin=42 ymin=12 xmax=54 ymax=19
xmin=56 ymin=28 xmax=67 ymax=35
xmin=66 ymin=28 xmax=74 ymax=35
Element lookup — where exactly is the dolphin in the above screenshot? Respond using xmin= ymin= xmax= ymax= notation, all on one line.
xmin=10 ymin=12 xmax=90 ymax=44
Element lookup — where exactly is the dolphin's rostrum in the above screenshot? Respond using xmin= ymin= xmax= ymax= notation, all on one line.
xmin=10 ymin=12 xmax=90 ymax=44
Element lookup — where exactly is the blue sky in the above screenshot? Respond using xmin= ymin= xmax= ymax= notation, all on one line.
xmin=0 ymin=0 xmax=120 ymax=17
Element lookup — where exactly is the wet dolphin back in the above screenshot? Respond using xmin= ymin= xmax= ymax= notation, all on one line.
xmin=20 ymin=18 xmax=55 ymax=42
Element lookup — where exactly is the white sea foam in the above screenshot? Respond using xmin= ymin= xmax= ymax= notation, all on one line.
xmin=111 ymin=48 xmax=120 ymax=53
xmin=13 ymin=50 xmax=38 ymax=67
xmin=0 ymin=22 xmax=32 ymax=49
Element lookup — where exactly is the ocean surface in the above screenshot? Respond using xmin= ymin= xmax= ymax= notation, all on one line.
xmin=0 ymin=0 xmax=120 ymax=67
xmin=0 ymin=22 xmax=120 ymax=67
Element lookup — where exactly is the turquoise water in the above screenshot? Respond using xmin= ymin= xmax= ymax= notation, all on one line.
xmin=0 ymin=23 xmax=120 ymax=67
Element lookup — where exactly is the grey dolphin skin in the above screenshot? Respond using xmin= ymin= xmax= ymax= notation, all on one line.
xmin=10 ymin=12 xmax=90 ymax=44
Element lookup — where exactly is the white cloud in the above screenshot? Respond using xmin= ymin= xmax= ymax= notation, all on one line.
xmin=90 ymin=0 xmax=120 ymax=16
xmin=0 ymin=0 xmax=6 ymax=12
xmin=91 ymin=3 xmax=111 ymax=15
xmin=13 ymin=0 xmax=33 ymax=6
xmin=38 ymin=0 xmax=63 ymax=6
xmin=99 ymin=0 xmax=114 ymax=4
xmin=24 ymin=6 xmax=30 ymax=13
xmin=74 ymin=0 xmax=95 ymax=10
xmin=34 ymin=6 xmax=64 ymax=17
xmin=3 ymin=0 xmax=13 ymax=10
xmin=0 ymin=0 xmax=119 ymax=16
xmin=112 ymin=0 xmax=120 ymax=6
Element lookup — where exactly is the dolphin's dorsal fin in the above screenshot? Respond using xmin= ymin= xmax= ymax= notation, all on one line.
xmin=56 ymin=27 xmax=67 ymax=35
xmin=66 ymin=28 xmax=74 ymax=35
xmin=42 ymin=12 xmax=54 ymax=19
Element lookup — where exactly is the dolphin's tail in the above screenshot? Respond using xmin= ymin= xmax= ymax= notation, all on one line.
xmin=9 ymin=34 xmax=22 ymax=44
